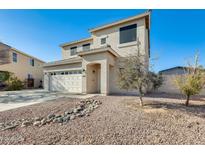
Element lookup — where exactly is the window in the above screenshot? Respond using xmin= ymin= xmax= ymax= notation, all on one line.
xmin=28 ymin=74 xmax=32 ymax=79
xmin=101 ymin=37 xmax=106 ymax=45
xmin=119 ymin=24 xmax=137 ymax=44
xmin=70 ymin=46 xmax=77 ymax=56
xmin=82 ymin=43 xmax=90 ymax=51
xmin=13 ymin=52 xmax=17 ymax=63
xmin=30 ymin=58 xmax=34 ymax=66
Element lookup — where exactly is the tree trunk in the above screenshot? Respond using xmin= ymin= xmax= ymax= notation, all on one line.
xmin=139 ymin=94 xmax=143 ymax=106
xmin=185 ymin=95 xmax=190 ymax=106
xmin=139 ymin=86 xmax=144 ymax=106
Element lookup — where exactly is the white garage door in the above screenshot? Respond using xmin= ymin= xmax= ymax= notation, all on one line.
xmin=49 ymin=71 xmax=82 ymax=93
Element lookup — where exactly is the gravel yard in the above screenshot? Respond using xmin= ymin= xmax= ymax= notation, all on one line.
xmin=0 ymin=94 xmax=205 ymax=145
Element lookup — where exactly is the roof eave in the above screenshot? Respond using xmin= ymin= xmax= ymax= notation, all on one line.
xmin=78 ymin=46 xmax=120 ymax=57
xmin=11 ymin=48 xmax=45 ymax=63
xmin=43 ymin=58 xmax=82 ymax=68
xmin=60 ymin=37 xmax=93 ymax=47
xmin=89 ymin=12 xmax=151 ymax=33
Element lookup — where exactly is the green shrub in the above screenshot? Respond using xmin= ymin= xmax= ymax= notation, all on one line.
xmin=6 ymin=76 xmax=24 ymax=91
xmin=0 ymin=71 xmax=11 ymax=82
xmin=174 ymin=53 xmax=205 ymax=106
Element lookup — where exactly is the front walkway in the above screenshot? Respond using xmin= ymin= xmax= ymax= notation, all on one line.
xmin=0 ymin=89 xmax=96 ymax=112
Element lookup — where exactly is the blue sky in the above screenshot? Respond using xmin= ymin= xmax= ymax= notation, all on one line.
xmin=0 ymin=9 xmax=205 ymax=72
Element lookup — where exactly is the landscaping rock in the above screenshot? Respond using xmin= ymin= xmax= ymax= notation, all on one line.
xmin=47 ymin=114 xmax=55 ymax=119
xmin=53 ymin=118 xmax=58 ymax=123
xmin=46 ymin=118 xmax=53 ymax=123
xmin=21 ymin=121 xmax=32 ymax=127
xmin=73 ymin=108 xmax=78 ymax=113
xmin=78 ymin=112 xmax=85 ymax=117
xmin=41 ymin=118 xmax=47 ymax=125
xmin=70 ymin=115 xmax=75 ymax=120
xmin=76 ymin=106 xmax=83 ymax=111
xmin=0 ymin=98 xmax=102 ymax=132
xmin=63 ymin=116 xmax=70 ymax=122
xmin=56 ymin=117 xmax=64 ymax=123
xmin=55 ymin=115 xmax=62 ymax=118
xmin=33 ymin=121 xmax=41 ymax=126
xmin=93 ymin=104 xmax=98 ymax=109
xmin=34 ymin=117 xmax=41 ymax=121
xmin=0 ymin=123 xmax=4 ymax=127
xmin=65 ymin=109 xmax=73 ymax=115
xmin=2 ymin=124 xmax=18 ymax=131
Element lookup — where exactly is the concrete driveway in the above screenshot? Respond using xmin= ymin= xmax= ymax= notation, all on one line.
xmin=0 ymin=89 xmax=95 ymax=112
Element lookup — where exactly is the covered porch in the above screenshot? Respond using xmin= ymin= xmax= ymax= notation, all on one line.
xmin=79 ymin=46 xmax=119 ymax=95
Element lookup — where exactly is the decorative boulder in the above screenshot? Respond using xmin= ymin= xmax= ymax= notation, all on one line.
xmin=33 ymin=121 xmax=41 ymax=126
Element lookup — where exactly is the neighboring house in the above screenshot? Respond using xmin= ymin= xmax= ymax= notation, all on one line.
xmin=43 ymin=11 xmax=151 ymax=95
xmin=0 ymin=42 xmax=45 ymax=88
xmin=158 ymin=66 xmax=205 ymax=95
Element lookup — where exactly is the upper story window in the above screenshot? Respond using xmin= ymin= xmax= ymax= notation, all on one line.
xmin=30 ymin=58 xmax=34 ymax=66
xmin=101 ymin=37 xmax=106 ymax=45
xmin=82 ymin=43 xmax=90 ymax=51
xmin=70 ymin=46 xmax=77 ymax=56
xmin=119 ymin=24 xmax=137 ymax=44
xmin=12 ymin=52 xmax=17 ymax=63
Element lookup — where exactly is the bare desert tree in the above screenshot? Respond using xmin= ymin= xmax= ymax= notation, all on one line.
xmin=174 ymin=53 xmax=205 ymax=106
xmin=118 ymin=40 xmax=162 ymax=106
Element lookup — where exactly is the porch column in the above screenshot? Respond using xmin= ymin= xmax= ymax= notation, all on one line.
xmin=82 ymin=60 xmax=87 ymax=94
xmin=100 ymin=60 xmax=109 ymax=95
xmin=43 ymin=72 xmax=50 ymax=91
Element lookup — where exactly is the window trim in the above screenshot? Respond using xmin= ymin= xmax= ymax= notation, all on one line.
xmin=12 ymin=52 xmax=17 ymax=63
xmin=49 ymin=69 xmax=83 ymax=76
xmin=30 ymin=58 xmax=35 ymax=67
xmin=82 ymin=43 xmax=91 ymax=51
xmin=119 ymin=23 xmax=137 ymax=44
xmin=100 ymin=37 xmax=107 ymax=45
xmin=70 ymin=46 xmax=77 ymax=56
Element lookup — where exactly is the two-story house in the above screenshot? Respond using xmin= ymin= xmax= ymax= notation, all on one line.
xmin=43 ymin=11 xmax=151 ymax=95
xmin=0 ymin=42 xmax=45 ymax=88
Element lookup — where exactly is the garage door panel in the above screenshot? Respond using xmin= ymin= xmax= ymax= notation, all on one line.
xmin=50 ymin=74 xmax=82 ymax=93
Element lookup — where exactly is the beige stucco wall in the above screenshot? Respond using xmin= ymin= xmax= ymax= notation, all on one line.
xmin=109 ymin=59 xmax=139 ymax=95
xmin=157 ymin=75 xmax=181 ymax=94
xmin=43 ymin=63 xmax=82 ymax=72
xmin=91 ymin=18 xmax=148 ymax=59
xmin=0 ymin=49 xmax=44 ymax=88
xmin=86 ymin=64 xmax=100 ymax=93
xmin=158 ymin=70 xmax=205 ymax=96
xmin=82 ymin=52 xmax=110 ymax=95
